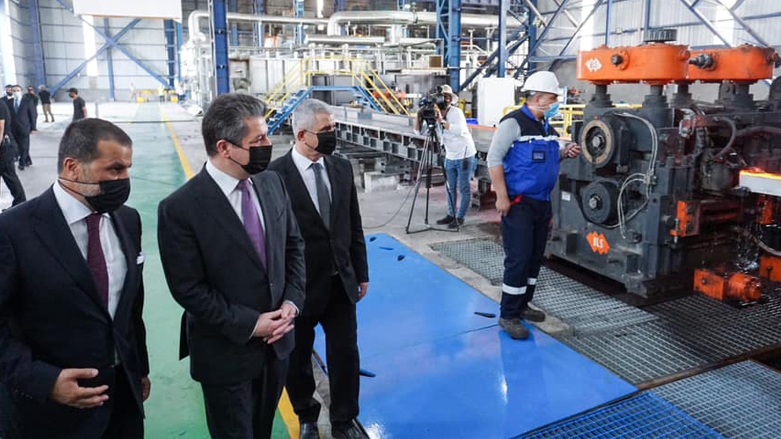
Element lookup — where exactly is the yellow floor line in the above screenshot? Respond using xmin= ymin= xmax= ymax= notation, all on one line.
xmin=160 ymin=103 xmax=300 ymax=438
xmin=160 ymin=105 xmax=195 ymax=180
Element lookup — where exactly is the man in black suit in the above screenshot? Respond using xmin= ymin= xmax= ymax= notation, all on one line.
xmin=0 ymin=118 xmax=151 ymax=438
xmin=0 ymin=97 xmax=25 ymax=207
xmin=158 ymin=93 xmax=306 ymax=439
xmin=268 ymin=99 xmax=369 ymax=439
xmin=9 ymin=85 xmax=36 ymax=170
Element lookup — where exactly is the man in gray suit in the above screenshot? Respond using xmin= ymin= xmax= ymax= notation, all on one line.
xmin=157 ymin=93 xmax=306 ymax=439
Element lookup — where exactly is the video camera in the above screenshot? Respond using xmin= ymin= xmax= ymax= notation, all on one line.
xmin=417 ymin=85 xmax=448 ymax=128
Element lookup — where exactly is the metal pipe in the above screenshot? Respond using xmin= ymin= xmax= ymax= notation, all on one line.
xmin=306 ymin=35 xmax=385 ymax=45
xmin=188 ymin=10 xmax=329 ymax=42
xmin=326 ymin=11 xmax=523 ymax=35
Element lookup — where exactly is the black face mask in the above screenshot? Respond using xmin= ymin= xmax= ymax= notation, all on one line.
xmin=436 ymin=101 xmax=449 ymax=110
xmin=229 ymin=144 xmax=272 ymax=175
xmin=60 ymin=178 xmax=131 ymax=214
xmin=5 ymin=91 xmax=11 ymax=97
xmin=306 ymin=130 xmax=337 ymax=156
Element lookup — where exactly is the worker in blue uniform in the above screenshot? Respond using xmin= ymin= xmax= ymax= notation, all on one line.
xmin=487 ymin=71 xmax=581 ymax=340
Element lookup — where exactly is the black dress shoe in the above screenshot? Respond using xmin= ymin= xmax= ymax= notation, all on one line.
xmin=299 ymin=422 xmax=319 ymax=439
xmin=18 ymin=165 xmax=24 ymax=171
xmin=332 ymin=425 xmax=363 ymax=439
xmin=436 ymin=215 xmax=455 ymax=225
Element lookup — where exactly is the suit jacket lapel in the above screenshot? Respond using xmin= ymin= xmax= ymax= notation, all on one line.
xmin=324 ymin=156 xmax=340 ymax=228
xmin=111 ymin=212 xmax=138 ymax=315
xmin=283 ymin=151 xmax=331 ymax=231
xmin=195 ymin=168 xmax=266 ymax=272
xmin=32 ymin=188 xmax=111 ymax=318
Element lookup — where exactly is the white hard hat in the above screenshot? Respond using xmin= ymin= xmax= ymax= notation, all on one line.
xmin=440 ymin=84 xmax=459 ymax=102
xmin=521 ymin=71 xmax=564 ymax=96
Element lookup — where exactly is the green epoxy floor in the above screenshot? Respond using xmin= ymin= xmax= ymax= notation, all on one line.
xmin=124 ymin=104 xmax=290 ymax=438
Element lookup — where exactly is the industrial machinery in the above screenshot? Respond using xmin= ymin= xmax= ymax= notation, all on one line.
xmin=547 ymin=29 xmax=781 ymax=302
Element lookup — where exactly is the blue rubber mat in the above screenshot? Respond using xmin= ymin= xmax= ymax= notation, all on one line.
xmin=317 ymin=233 xmax=500 ymax=360
xmin=314 ymin=234 xmax=635 ymax=438
xmin=519 ymin=392 xmax=723 ymax=438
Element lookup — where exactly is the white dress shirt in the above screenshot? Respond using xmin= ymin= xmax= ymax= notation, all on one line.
xmin=205 ymin=160 xmax=298 ymax=319
xmin=206 ymin=160 xmax=266 ymax=232
xmin=441 ymin=106 xmax=477 ymax=160
xmin=53 ymin=182 xmax=127 ymax=319
xmin=291 ymin=146 xmax=332 ymax=214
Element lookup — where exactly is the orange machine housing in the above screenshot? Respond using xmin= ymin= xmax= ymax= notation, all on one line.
xmin=577 ymin=43 xmax=690 ymax=85
xmin=687 ymin=45 xmax=777 ymax=83
xmin=760 ymin=256 xmax=781 ymax=282
xmin=694 ymin=269 xmax=762 ymax=303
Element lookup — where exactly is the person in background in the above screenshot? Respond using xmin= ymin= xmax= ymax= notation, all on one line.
xmin=26 ymin=86 xmax=39 ymax=131
xmin=268 ymin=99 xmax=369 ymax=439
xmin=157 ymin=84 xmax=166 ymax=103
xmin=415 ymin=84 xmax=477 ymax=229
xmin=68 ymin=88 xmax=87 ymax=121
xmin=0 ymin=119 xmax=150 ymax=437
xmin=487 ymin=71 xmax=581 ymax=340
xmin=10 ymin=85 xmax=36 ymax=170
xmin=158 ymin=93 xmax=305 ymax=439
xmin=0 ymin=92 xmax=25 ymax=207
xmin=39 ymin=85 xmax=54 ymax=123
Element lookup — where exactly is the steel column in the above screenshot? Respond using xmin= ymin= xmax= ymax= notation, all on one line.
xmin=498 ymin=0 xmax=507 ymax=77
xmin=50 ymin=19 xmax=141 ymax=95
xmin=29 ymin=0 xmax=46 ymax=87
xmin=164 ymin=19 xmax=176 ymax=88
xmin=336 ymin=0 xmax=346 ymax=12
xmin=253 ymin=0 xmax=264 ymax=47
xmin=604 ymin=0 xmax=613 ymax=46
xmin=526 ymin=0 xmax=537 ymax=73
xmin=448 ymin=0 xmax=462 ymax=90
xmin=209 ymin=0 xmax=230 ymax=95
xmin=644 ymin=0 xmax=651 ymax=31
xmin=294 ymin=0 xmax=304 ymax=46
xmin=229 ymin=0 xmax=238 ymax=46
xmin=175 ymin=21 xmax=183 ymax=84
xmin=104 ymin=18 xmax=115 ymax=101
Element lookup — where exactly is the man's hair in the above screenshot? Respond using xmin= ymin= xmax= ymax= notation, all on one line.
xmin=58 ymin=119 xmax=133 ymax=173
xmin=201 ymin=93 xmax=267 ymax=157
xmin=292 ymin=99 xmax=333 ymax=135
xmin=67 ymin=87 xmax=79 ymax=94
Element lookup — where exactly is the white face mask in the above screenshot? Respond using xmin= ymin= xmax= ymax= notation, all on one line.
xmin=13 ymin=91 xmax=22 ymax=100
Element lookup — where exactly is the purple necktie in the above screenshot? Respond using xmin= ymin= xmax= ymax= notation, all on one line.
xmin=238 ymin=179 xmax=267 ymax=268
xmin=86 ymin=213 xmax=109 ymax=307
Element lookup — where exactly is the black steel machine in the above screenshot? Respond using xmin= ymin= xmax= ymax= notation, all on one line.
xmin=546 ymin=29 xmax=781 ymax=302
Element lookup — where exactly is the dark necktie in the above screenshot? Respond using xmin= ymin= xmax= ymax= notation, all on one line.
xmin=86 ymin=213 xmax=109 ymax=307
xmin=311 ymin=163 xmax=331 ymax=230
xmin=14 ymin=99 xmax=19 ymax=112
xmin=238 ymin=179 xmax=267 ymax=268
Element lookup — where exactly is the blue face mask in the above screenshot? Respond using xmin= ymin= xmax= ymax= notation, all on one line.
xmin=544 ymin=102 xmax=560 ymax=118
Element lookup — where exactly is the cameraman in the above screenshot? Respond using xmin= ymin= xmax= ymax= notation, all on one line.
xmin=415 ymin=85 xmax=477 ymax=229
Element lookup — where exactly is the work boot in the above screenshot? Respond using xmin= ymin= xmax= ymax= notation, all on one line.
xmin=499 ymin=318 xmax=529 ymax=340
xmin=521 ymin=307 xmax=546 ymax=323
xmin=332 ymin=424 xmax=363 ymax=439
xmin=299 ymin=422 xmax=319 ymax=439
xmin=448 ymin=217 xmax=465 ymax=229
xmin=436 ymin=215 xmax=454 ymax=225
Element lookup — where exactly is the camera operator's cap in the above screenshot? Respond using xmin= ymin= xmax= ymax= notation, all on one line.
xmin=521 ymin=71 xmax=564 ymax=96
xmin=441 ymin=84 xmax=458 ymax=101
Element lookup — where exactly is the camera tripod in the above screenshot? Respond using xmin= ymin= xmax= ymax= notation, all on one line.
xmin=405 ymin=121 xmax=460 ymax=234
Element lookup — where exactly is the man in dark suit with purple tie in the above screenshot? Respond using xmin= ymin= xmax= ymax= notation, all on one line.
xmin=0 ymin=119 xmax=150 ymax=438
xmin=157 ymin=93 xmax=306 ymax=439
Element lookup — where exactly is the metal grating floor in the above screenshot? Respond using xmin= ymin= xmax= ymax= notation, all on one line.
xmin=518 ymin=392 xmax=723 ymax=439
xmin=432 ymin=238 xmax=781 ymax=385
xmin=431 ymin=239 xmax=657 ymax=335
xmin=652 ymin=361 xmax=781 ymax=438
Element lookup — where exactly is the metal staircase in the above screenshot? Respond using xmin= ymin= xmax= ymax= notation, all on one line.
xmin=263 ymin=57 xmax=410 ymax=134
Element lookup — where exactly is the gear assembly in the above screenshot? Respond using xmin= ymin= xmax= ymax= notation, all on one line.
xmin=546 ymin=28 xmax=781 ymax=304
